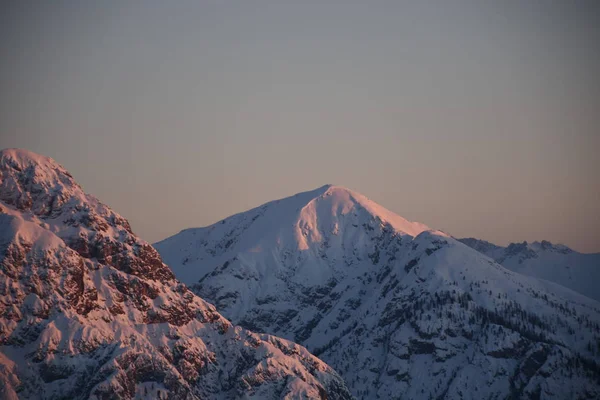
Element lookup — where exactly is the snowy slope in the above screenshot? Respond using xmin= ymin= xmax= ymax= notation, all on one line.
xmin=157 ymin=184 xmax=428 ymax=287
xmin=157 ymin=185 xmax=600 ymax=400
xmin=0 ymin=149 xmax=352 ymax=400
xmin=459 ymin=238 xmax=600 ymax=302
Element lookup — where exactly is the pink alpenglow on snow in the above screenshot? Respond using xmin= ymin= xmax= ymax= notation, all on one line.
xmin=0 ymin=149 xmax=353 ymax=400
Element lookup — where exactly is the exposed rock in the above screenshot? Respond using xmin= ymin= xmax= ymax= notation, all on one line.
xmin=0 ymin=149 xmax=353 ymax=400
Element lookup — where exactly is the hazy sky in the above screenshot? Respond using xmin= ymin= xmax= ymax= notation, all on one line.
xmin=1 ymin=1 xmax=599 ymax=252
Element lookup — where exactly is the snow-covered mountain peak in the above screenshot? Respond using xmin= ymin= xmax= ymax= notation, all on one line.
xmin=304 ymin=184 xmax=429 ymax=237
xmin=0 ymin=148 xmax=82 ymax=196
xmin=0 ymin=148 xmax=70 ymax=175
xmin=459 ymin=237 xmax=599 ymax=302
xmin=0 ymin=148 xmax=85 ymax=216
xmin=156 ymin=185 xmax=434 ymax=288
xmin=0 ymin=148 xmax=130 ymax=233
xmin=460 ymin=238 xmax=575 ymax=258
xmin=529 ymin=240 xmax=573 ymax=253
xmin=157 ymin=187 xmax=600 ymax=399
xmin=0 ymin=148 xmax=171 ymax=282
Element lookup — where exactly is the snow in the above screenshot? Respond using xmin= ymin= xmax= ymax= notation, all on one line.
xmin=0 ymin=149 xmax=352 ymax=399
xmin=157 ymin=184 xmax=600 ymax=399
xmin=0 ymin=213 xmax=65 ymax=251
xmin=459 ymin=238 xmax=600 ymax=302
xmin=155 ymin=184 xmax=430 ymax=285
xmin=3 ymin=147 xmax=599 ymax=399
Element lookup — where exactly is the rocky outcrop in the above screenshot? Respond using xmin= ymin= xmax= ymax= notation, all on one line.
xmin=0 ymin=149 xmax=353 ymax=400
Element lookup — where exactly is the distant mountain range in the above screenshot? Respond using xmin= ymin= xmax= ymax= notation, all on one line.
xmin=156 ymin=184 xmax=600 ymax=399
xmin=458 ymin=238 xmax=600 ymax=302
xmin=0 ymin=149 xmax=352 ymax=400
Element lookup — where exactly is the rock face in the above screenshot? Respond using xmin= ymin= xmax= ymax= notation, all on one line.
xmin=0 ymin=149 xmax=353 ymax=400
xmin=459 ymin=238 xmax=600 ymax=302
xmin=156 ymin=185 xmax=600 ymax=400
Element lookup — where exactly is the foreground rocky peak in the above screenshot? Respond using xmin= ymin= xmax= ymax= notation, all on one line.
xmin=0 ymin=150 xmax=352 ymax=399
xmin=157 ymin=186 xmax=600 ymax=399
xmin=0 ymin=148 xmax=99 ymax=222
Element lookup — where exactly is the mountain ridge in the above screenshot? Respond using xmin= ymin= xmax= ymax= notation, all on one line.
xmin=459 ymin=237 xmax=600 ymax=302
xmin=155 ymin=184 xmax=434 ymax=287
xmin=0 ymin=149 xmax=353 ymax=399
xmin=157 ymin=185 xmax=600 ymax=399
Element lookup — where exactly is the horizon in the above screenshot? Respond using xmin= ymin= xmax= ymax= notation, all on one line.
xmin=1 ymin=145 xmax=596 ymax=254
xmin=1 ymin=1 xmax=599 ymax=252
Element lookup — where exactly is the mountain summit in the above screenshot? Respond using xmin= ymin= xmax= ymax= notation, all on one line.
xmin=156 ymin=184 xmax=431 ymax=286
xmin=157 ymin=185 xmax=600 ymax=399
xmin=0 ymin=150 xmax=352 ymax=400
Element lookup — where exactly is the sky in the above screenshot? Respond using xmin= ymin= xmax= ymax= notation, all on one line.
xmin=0 ymin=1 xmax=599 ymax=252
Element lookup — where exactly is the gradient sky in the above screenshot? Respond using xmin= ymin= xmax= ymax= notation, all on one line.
xmin=1 ymin=1 xmax=599 ymax=252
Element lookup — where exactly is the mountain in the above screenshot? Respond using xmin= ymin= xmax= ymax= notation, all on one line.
xmin=156 ymin=185 xmax=600 ymax=399
xmin=0 ymin=149 xmax=352 ymax=400
xmin=459 ymin=238 xmax=600 ymax=302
